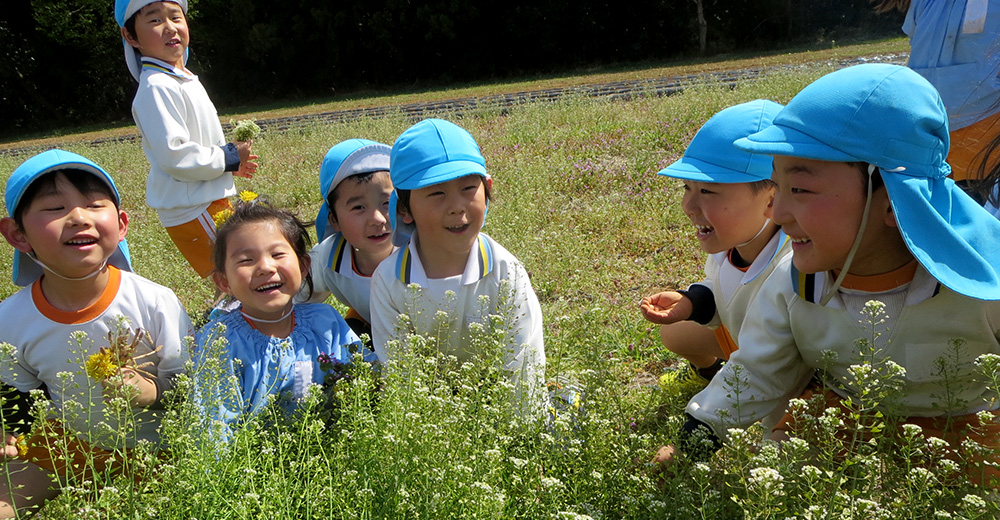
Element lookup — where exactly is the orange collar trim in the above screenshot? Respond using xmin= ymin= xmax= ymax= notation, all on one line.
xmin=33 ymin=267 xmax=122 ymax=325
xmin=836 ymin=260 xmax=918 ymax=292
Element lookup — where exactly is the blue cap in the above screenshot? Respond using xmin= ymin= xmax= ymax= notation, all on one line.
xmin=658 ymin=99 xmax=782 ymax=183
xmin=115 ymin=0 xmax=189 ymax=81
xmin=735 ymin=64 xmax=1000 ymax=300
xmin=4 ymin=150 xmax=133 ymax=286
xmin=389 ymin=119 xmax=489 ymax=247
xmin=315 ymin=139 xmax=391 ymax=241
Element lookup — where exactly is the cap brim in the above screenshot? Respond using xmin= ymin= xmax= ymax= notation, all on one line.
xmin=735 ymin=124 xmax=860 ymax=163
xmin=885 ymin=174 xmax=1000 ymax=300
xmin=658 ymin=155 xmax=772 ymax=183
xmin=393 ymin=160 xmax=487 ymax=190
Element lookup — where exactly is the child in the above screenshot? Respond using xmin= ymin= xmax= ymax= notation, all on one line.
xmin=662 ymin=64 xmax=1000 ymax=479
xmin=0 ymin=150 xmax=190 ymax=517
xmin=196 ymin=199 xmax=371 ymax=438
xmin=115 ymin=0 xmax=258 ymax=278
xmin=370 ymin=118 xmax=546 ymax=408
xmin=307 ymin=139 xmax=395 ymax=339
xmin=640 ymin=99 xmax=788 ymax=395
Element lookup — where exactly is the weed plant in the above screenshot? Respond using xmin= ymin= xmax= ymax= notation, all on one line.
xmin=1 ymin=65 xmax=998 ymax=517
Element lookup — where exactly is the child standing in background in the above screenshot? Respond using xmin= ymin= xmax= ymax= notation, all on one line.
xmin=0 ymin=150 xmax=190 ymax=518
xmin=662 ymin=64 xmax=1000 ymax=483
xmin=306 ymin=139 xmax=395 ymax=339
xmin=197 ymin=200 xmax=370 ymax=439
xmin=115 ymin=0 xmax=258 ymax=278
xmin=640 ymin=100 xmax=788 ymax=395
xmin=370 ymin=118 xmax=546 ymax=410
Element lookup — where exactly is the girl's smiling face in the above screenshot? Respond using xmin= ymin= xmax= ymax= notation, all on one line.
xmin=214 ymin=220 xmax=306 ymax=321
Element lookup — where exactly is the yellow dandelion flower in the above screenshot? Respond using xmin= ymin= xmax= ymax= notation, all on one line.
xmin=213 ymin=208 xmax=234 ymax=228
xmin=15 ymin=434 xmax=27 ymax=457
xmin=238 ymin=190 xmax=258 ymax=203
xmin=85 ymin=350 xmax=118 ymax=382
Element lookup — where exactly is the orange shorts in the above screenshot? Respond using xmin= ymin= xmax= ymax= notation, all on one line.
xmin=163 ymin=198 xmax=232 ymax=278
xmin=713 ymin=324 xmax=738 ymax=361
xmin=19 ymin=420 xmax=128 ymax=484
xmin=774 ymin=383 xmax=1000 ymax=485
xmin=948 ymin=111 xmax=1000 ymax=182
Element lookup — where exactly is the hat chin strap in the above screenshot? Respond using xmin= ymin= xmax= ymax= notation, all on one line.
xmin=736 ymin=218 xmax=772 ymax=248
xmin=28 ymin=253 xmax=108 ymax=282
xmin=819 ymin=164 xmax=875 ymax=306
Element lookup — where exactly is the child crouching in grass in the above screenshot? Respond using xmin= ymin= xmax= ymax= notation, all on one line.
xmin=659 ymin=64 xmax=1000 ymax=485
xmin=0 ymin=150 xmax=190 ymax=518
xmin=195 ymin=198 xmax=374 ymax=441
xmin=641 ymin=99 xmax=788 ymax=396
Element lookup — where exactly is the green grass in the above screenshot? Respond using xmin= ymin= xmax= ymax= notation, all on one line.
xmin=2 ymin=41 xmax=999 ymax=518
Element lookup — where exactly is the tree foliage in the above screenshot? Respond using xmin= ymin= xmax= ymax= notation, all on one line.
xmin=0 ymin=0 xmax=902 ymax=138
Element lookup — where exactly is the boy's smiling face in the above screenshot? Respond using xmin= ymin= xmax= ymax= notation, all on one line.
xmin=2 ymin=173 xmax=128 ymax=280
xmin=771 ymin=156 xmax=906 ymax=276
xmin=680 ymin=180 xmax=774 ymax=257
xmin=402 ymin=174 xmax=490 ymax=279
xmin=123 ymin=1 xmax=188 ymax=69
xmin=329 ymin=171 xmax=394 ymax=275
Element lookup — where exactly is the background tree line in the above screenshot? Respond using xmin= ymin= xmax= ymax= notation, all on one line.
xmin=0 ymin=0 xmax=903 ymax=140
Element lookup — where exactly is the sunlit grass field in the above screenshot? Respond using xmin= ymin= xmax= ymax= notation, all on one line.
xmin=2 ymin=39 xmax=998 ymax=518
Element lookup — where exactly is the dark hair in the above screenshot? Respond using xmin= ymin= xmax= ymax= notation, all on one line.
xmin=395 ymin=175 xmax=493 ymax=219
xmin=850 ymin=162 xmax=885 ymax=193
xmin=212 ymin=199 xmax=315 ymax=299
xmin=326 ymin=170 xmax=383 ymax=223
xmin=747 ymin=178 xmax=777 ymax=194
xmin=972 ymin=133 xmax=1000 ymax=207
xmin=13 ymin=170 xmax=119 ymax=228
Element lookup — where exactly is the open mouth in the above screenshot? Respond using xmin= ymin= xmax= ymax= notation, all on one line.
xmin=446 ymin=224 xmax=470 ymax=234
xmin=255 ymin=282 xmax=283 ymax=292
xmin=695 ymin=225 xmax=714 ymax=238
xmin=65 ymin=237 xmax=98 ymax=246
xmin=368 ymin=232 xmax=390 ymax=242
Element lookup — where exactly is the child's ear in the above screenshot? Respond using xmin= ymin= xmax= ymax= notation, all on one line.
xmin=211 ymin=271 xmax=232 ymax=295
xmin=328 ymin=215 xmax=341 ymax=233
xmin=881 ymin=192 xmax=899 ymax=229
xmin=400 ymin=206 xmax=414 ymax=225
xmin=485 ymin=175 xmax=493 ymax=192
xmin=0 ymin=217 xmax=32 ymax=253
xmin=299 ymin=252 xmax=312 ymax=275
xmin=763 ymin=191 xmax=775 ymax=219
xmin=118 ymin=211 xmax=130 ymax=242
xmin=121 ymin=26 xmax=140 ymax=48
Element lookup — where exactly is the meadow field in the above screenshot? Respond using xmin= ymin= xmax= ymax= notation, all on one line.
xmin=1 ymin=38 xmax=998 ymax=519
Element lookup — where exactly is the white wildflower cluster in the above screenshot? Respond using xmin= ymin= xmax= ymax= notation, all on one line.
xmin=748 ymin=466 xmax=784 ymax=497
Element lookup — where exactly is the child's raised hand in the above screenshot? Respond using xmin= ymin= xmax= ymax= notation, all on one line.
xmin=234 ymin=141 xmax=259 ymax=179
xmin=101 ymin=367 xmax=157 ymax=408
xmin=639 ymin=291 xmax=693 ymax=325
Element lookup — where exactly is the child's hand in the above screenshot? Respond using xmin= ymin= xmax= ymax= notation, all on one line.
xmin=649 ymin=444 xmax=677 ymax=489
xmin=2 ymin=432 xmax=19 ymax=459
xmin=639 ymin=291 xmax=693 ymax=324
xmin=234 ymin=141 xmax=259 ymax=179
xmin=101 ymin=368 xmax=157 ymax=408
